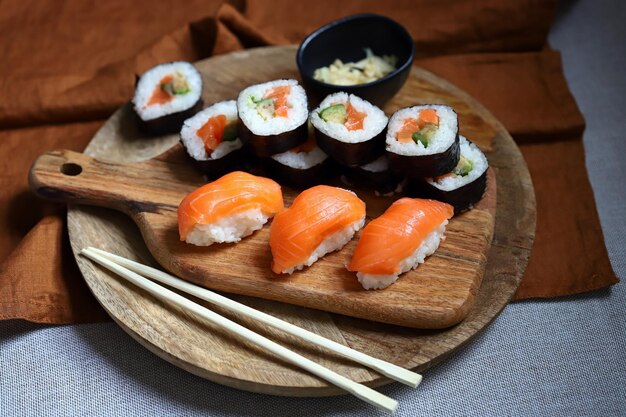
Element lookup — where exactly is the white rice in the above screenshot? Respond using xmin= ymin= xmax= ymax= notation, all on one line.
xmin=385 ymin=105 xmax=458 ymax=156
xmin=426 ymin=136 xmax=488 ymax=191
xmin=281 ymin=217 xmax=365 ymax=274
xmin=133 ymin=62 xmax=202 ymax=121
xmin=310 ymin=92 xmax=388 ymax=143
xmin=271 ymin=145 xmax=328 ymax=169
xmin=360 ymin=155 xmax=389 ymax=173
xmin=357 ymin=220 xmax=448 ymax=290
xmin=237 ymin=79 xmax=308 ymax=136
xmin=180 ymin=100 xmax=243 ymax=161
xmin=184 ymin=208 xmax=269 ymax=246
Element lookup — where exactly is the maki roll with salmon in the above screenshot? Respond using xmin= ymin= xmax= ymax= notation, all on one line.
xmin=133 ymin=62 xmax=203 ymax=135
xmin=310 ymin=93 xmax=388 ymax=167
xmin=411 ymin=136 xmax=489 ymax=212
xmin=341 ymin=155 xmax=403 ymax=196
xmin=180 ymin=100 xmax=246 ymax=178
xmin=270 ymin=185 xmax=366 ymax=274
xmin=348 ymin=198 xmax=454 ymax=290
xmin=178 ymin=171 xmax=284 ymax=246
xmin=386 ymin=105 xmax=460 ymax=178
xmin=237 ymin=79 xmax=308 ymax=157
xmin=265 ymin=127 xmax=333 ymax=189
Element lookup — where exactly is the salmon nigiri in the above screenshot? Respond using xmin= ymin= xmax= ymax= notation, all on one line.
xmin=178 ymin=171 xmax=283 ymax=246
xmin=270 ymin=185 xmax=366 ymax=274
xmin=348 ymin=198 xmax=454 ymax=290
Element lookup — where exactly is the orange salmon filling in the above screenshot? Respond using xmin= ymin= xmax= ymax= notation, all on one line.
xmin=396 ymin=109 xmax=440 ymax=143
xmin=196 ymin=114 xmax=227 ymax=153
xmin=269 ymin=185 xmax=366 ymax=274
xmin=348 ymin=198 xmax=453 ymax=275
xmin=147 ymin=75 xmax=174 ymax=106
xmin=264 ymin=85 xmax=291 ymax=117
xmin=178 ymin=171 xmax=284 ymax=241
xmin=345 ymin=102 xmax=366 ymax=131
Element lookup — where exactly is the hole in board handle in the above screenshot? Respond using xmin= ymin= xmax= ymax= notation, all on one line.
xmin=60 ymin=163 xmax=82 ymax=176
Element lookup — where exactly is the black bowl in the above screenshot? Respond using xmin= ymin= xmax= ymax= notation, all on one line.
xmin=297 ymin=13 xmax=415 ymax=107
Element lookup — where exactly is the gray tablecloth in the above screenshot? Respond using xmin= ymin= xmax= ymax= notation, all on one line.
xmin=2 ymin=1 xmax=625 ymax=415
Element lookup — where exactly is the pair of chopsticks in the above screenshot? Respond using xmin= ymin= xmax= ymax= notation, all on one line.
xmin=81 ymin=247 xmax=422 ymax=414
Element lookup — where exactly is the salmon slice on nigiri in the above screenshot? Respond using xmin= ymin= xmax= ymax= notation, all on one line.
xmin=178 ymin=171 xmax=284 ymax=246
xmin=348 ymin=198 xmax=454 ymax=290
xmin=270 ymin=185 xmax=366 ymax=274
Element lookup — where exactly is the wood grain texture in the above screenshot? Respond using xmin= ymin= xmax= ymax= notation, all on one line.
xmin=41 ymin=46 xmax=534 ymax=395
xmin=29 ymin=146 xmax=495 ymax=329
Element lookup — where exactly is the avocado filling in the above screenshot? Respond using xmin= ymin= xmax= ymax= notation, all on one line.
xmin=411 ymin=123 xmax=438 ymax=148
xmin=247 ymin=96 xmax=277 ymax=120
xmin=162 ymin=71 xmax=190 ymax=95
xmin=222 ymin=122 xmax=238 ymax=142
xmin=453 ymin=155 xmax=473 ymax=176
xmin=319 ymin=104 xmax=347 ymax=124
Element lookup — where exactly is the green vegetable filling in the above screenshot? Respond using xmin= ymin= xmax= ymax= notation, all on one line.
xmin=247 ymin=96 xmax=276 ymax=120
xmin=162 ymin=71 xmax=190 ymax=95
xmin=222 ymin=123 xmax=238 ymax=142
xmin=254 ymin=98 xmax=275 ymax=120
xmin=453 ymin=155 xmax=473 ymax=177
xmin=411 ymin=124 xmax=438 ymax=148
xmin=319 ymin=104 xmax=347 ymax=124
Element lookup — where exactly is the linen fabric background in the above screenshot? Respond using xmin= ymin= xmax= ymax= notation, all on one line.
xmin=0 ymin=0 xmax=618 ymax=324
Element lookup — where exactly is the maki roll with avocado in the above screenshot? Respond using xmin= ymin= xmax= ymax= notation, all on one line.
xmin=133 ymin=62 xmax=203 ymax=135
xmin=310 ymin=93 xmax=388 ymax=167
xmin=266 ymin=128 xmax=333 ymax=189
xmin=386 ymin=105 xmax=460 ymax=178
xmin=180 ymin=100 xmax=246 ymax=178
xmin=410 ymin=136 xmax=488 ymax=212
xmin=237 ymin=79 xmax=308 ymax=157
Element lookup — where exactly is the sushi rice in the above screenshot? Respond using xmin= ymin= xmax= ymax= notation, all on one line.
xmin=348 ymin=198 xmax=453 ymax=290
xmin=270 ymin=186 xmax=366 ymax=274
xmin=357 ymin=221 xmax=447 ymax=290
xmin=386 ymin=105 xmax=457 ymax=156
xmin=310 ymin=92 xmax=387 ymax=143
xmin=237 ymin=79 xmax=308 ymax=136
xmin=178 ymin=171 xmax=284 ymax=247
xmin=185 ymin=209 xmax=271 ymax=246
xmin=360 ymin=155 xmax=389 ymax=173
xmin=133 ymin=62 xmax=202 ymax=121
xmin=271 ymin=145 xmax=328 ymax=169
xmin=282 ymin=217 xmax=365 ymax=274
xmin=180 ymin=100 xmax=243 ymax=161
xmin=265 ymin=126 xmax=333 ymax=189
xmin=426 ymin=136 xmax=488 ymax=191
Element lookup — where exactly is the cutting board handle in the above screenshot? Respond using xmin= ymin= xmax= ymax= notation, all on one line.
xmin=29 ymin=149 xmax=170 ymax=214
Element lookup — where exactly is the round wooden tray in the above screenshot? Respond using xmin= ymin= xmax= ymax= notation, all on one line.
xmin=67 ymin=46 xmax=535 ymax=396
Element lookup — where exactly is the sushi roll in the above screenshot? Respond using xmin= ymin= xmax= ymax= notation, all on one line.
xmin=265 ymin=124 xmax=333 ymax=189
xmin=341 ymin=155 xmax=403 ymax=196
xmin=178 ymin=171 xmax=284 ymax=246
xmin=237 ymin=79 xmax=308 ymax=157
xmin=133 ymin=62 xmax=203 ymax=134
xmin=310 ymin=93 xmax=388 ymax=167
xmin=386 ymin=105 xmax=460 ymax=178
xmin=412 ymin=136 xmax=489 ymax=212
xmin=180 ymin=100 xmax=246 ymax=178
xmin=348 ymin=198 xmax=453 ymax=290
xmin=270 ymin=185 xmax=366 ymax=274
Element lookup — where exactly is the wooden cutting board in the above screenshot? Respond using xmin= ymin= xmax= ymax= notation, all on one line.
xmin=30 ymin=144 xmax=495 ymax=329
xmin=32 ymin=46 xmax=535 ymax=395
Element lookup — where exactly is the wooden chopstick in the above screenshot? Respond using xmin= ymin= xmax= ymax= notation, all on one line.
xmin=81 ymin=248 xmax=398 ymax=414
xmin=86 ymin=246 xmax=422 ymax=388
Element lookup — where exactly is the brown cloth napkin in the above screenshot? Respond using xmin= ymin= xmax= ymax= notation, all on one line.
xmin=0 ymin=0 xmax=618 ymax=324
